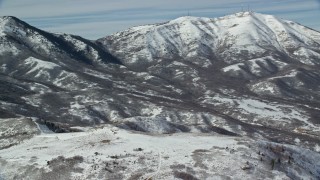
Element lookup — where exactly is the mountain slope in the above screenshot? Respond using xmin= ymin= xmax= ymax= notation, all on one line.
xmin=0 ymin=12 xmax=319 ymax=138
xmin=98 ymin=12 xmax=320 ymax=129
xmin=0 ymin=16 xmax=122 ymax=66
xmin=99 ymin=12 xmax=320 ymax=68
xmin=0 ymin=12 xmax=320 ymax=179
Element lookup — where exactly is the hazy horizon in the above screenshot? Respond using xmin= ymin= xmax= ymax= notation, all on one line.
xmin=0 ymin=0 xmax=320 ymax=39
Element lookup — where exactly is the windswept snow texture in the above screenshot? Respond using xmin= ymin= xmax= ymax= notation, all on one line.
xmin=0 ymin=12 xmax=320 ymax=179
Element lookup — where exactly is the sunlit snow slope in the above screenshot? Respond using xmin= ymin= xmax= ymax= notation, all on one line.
xmin=100 ymin=12 xmax=320 ymax=67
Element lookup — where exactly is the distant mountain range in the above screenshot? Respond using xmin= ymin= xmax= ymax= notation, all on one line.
xmin=0 ymin=12 xmax=320 ymax=145
xmin=1 ymin=11 xmax=320 ymax=179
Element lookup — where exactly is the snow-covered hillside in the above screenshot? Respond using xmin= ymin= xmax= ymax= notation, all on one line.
xmin=0 ymin=124 xmax=319 ymax=179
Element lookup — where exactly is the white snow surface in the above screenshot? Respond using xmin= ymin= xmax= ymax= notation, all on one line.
xmin=1 ymin=124 xmax=318 ymax=179
xmin=25 ymin=57 xmax=59 ymax=73
xmin=201 ymin=93 xmax=316 ymax=130
xmin=0 ymin=17 xmax=26 ymax=37
xmin=0 ymin=125 xmax=302 ymax=179
xmin=222 ymin=56 xmax=288 ymax=77
xmin=0 ymin=126 xmax=231 ymax=173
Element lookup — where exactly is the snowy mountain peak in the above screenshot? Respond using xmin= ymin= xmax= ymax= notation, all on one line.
xmin=100 ymin=12 xmax=320 ymax=67
xmin=162 ymin=12 xmax=275 ymax=26
xmin=0 ymin=17 xmax=28 ymax=37
xmin=168 ymin=16 xmax=211 ymax=23
xmin=0 ymin=16 xmax=28 ymax=29
xmin=0 ymin=16 xmax=18 ymax=23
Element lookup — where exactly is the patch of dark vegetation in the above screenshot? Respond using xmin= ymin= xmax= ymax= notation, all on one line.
xmin=0 ymin=109 xmax=17 ymax=118
xmin=308 ymin=110 xmax=320 ymax=125
xmin=208 ymin=125 xmax=239 ymax=136
xmin=110 ymin=155 xmax=119 ymax=159
xmin=259 ymin=143 xmax=320 ymax=179
xmin=127 ymin=173 xmax=144 ymax=180
xmin=0 ymin=95 xmax=25 ymax=105
xmin=96 ymin=158 xmax=130 ymax=179
xmin=133 ymin=148 xmax=143 ymax=152
xmin=87 ymin=106 xmax=111 ymax=123
xmin=167 ymin=122 xmax=191 ymax=133
xmin=38 ymin=119 xmax=82 ymax=133
xmin=1 ymin=155 xmax=84 ymax=180
xmin=174 ymin=171 xmax=200 ymax=180
xmin=101 ymin=139 xmax=111 ymax=144
xmin=0 ymin=79 xmax=30 ymax=96
xmin=193 ymin=149 xmax=210 ymax=153
xmin=42 ymin=155 xmax=84 ymax=180
xmin=47 ymin=155 xmax=84 ymax=167
xmin=71 ymin=35 xmax=123 ymax=65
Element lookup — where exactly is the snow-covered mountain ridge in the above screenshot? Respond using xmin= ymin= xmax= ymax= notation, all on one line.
xmin=0 ymin=12 xmax=320 ymax=179
xmin=99 ymin=12 xmax=320 ymax=68
xmin=0 ymin=16 xmax=121 ymax=66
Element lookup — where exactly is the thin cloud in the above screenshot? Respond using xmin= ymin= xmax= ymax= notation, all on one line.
xmin=0 ymin=0 xmax=319 ymax=39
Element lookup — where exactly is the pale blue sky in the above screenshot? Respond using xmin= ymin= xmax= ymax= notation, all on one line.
xmin=0 ymin=0 xmax=319 ymax=39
